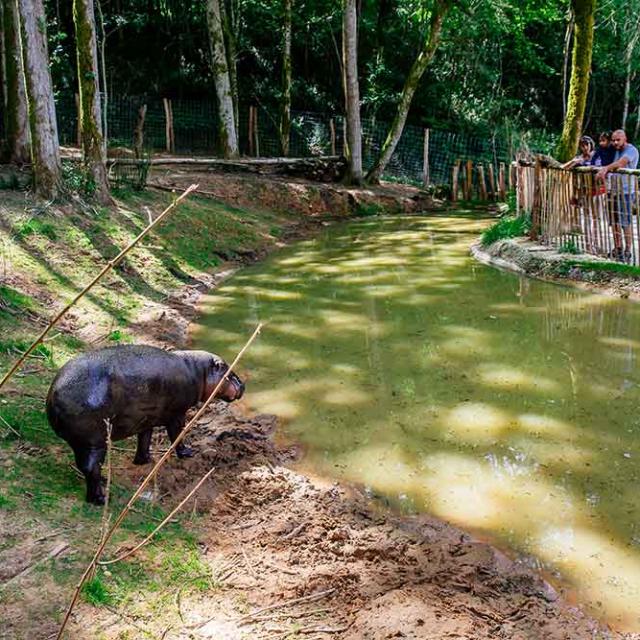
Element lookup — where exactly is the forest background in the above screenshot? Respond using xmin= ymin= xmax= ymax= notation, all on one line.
xmin=37 ymin=0 xmax=640 ymax=145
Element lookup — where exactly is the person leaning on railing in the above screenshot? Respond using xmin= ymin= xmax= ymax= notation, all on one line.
xmin=595 ymin=129 xmax=639 ymax=263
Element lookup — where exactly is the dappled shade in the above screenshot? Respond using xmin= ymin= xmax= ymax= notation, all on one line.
xmin=194 ymin=215 xmax=640 ymax=631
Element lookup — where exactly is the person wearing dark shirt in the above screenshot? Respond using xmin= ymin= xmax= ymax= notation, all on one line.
xmin=590 ymin=132 xmax=616 ymax=167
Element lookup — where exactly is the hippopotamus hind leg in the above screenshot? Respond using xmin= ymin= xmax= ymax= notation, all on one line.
xmin=133 ymin=429 xmax=153 ymax=465
xmin=166 ymin=417 xmax=193 ymax=459
xmin=73 ymin=446 xmax=106 ymax=505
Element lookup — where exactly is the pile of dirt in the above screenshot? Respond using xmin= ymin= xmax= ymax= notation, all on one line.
xmin=103 ymin=404 xmax=628 ymax=640
xmin=149 ymin=168 xmax=439 ymax=218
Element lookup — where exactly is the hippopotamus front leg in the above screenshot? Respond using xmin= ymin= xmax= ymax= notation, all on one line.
xmin=166 ymin=416 xmax=193 ymax=459
xmin=73 ymin=446 xmax=106 ymax=505
xmin=133 ymin=429 xmax=153 ymax=465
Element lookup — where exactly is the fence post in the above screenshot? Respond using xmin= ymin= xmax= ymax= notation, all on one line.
xmin=75 ymin=93 xmax=81 ymax=148
xmin=465 ymin=160 xmax=473 ymax=200
xmin=498 ymin=163 xmax=506 ymax=201
xmin=422 ymin=128 xmax=430 ymax=188
xmin=329 ymin=118 xmax=336 ymax=156
xmin=451 ymin=160 xmax=460 ymax=202
xmin=254 ymin=107 xmax=260 ymax=157
xmin=530 ymin=160 xmax=542 ymax=240
xmin=133 ymin=104 xmax=147 ymax=159
xmin=487 ymin=164 xmax=496 ymax=200
xmin=477 ymin=164 xmax=488 ymax=201
xmin=163 ymin=98 xmax=175 ymax=154
xmin=248 ymin=106 xmax=255 ymax=156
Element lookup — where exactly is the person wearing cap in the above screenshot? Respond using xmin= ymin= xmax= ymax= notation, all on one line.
xmin=562 ymin=135 xmax=595 ymax=169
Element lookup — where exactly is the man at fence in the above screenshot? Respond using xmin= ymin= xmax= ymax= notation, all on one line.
xmin=596 ymin=129 xmax=639 ymax=262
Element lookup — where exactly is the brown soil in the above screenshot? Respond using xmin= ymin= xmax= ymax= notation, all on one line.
xmin=68 ymin=404 xmax=629 ymax=639
xmin=149 ymin=166 xmax=438 ymax=218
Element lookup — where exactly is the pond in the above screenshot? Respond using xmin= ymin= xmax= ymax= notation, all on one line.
xmin=193 ymin=214 xmax=640 ymax=630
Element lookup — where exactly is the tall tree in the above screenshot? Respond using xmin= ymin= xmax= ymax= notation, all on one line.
xmin=18 ymin=0 xmax=62 ymax=198
xmin=279 ymin=0 xmax=293 ymax=156
xmin=366 ymin=0 xmax=454 ymax=184
xmin=556 ymin=0 xmax=596 ymax=162
xmin=2 ymin=0 xmax=29 ymax=164
xmin=73 ymin=0 xmax=111 ymax=203
xmin=221 ymin=0 xmax=239 ymax=133
xmin=206 ymin=0 xmax=238 ymax=158
xmin=342 ymin=0 xmax=363 ymax=184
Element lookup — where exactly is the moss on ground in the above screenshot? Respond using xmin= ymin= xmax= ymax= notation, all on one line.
xmin=0 ymin=187 xmax=299 ymax=635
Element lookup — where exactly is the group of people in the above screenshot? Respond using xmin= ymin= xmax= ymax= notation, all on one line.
xmin=562 ymin=129 xmax=639 ymax=262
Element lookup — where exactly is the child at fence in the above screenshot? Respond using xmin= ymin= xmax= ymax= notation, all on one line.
xmin=586 ymin=133 xmax=615 ymax=253
xmin=562 ymin=135 xmax=595 ymax=170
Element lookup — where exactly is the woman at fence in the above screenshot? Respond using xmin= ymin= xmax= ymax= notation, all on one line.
xmin=561 ymin=136 xmax=594 ymax=244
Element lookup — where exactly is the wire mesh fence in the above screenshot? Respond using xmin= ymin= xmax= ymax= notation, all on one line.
xmin=49 ymin=93 xmax=518 ymax=189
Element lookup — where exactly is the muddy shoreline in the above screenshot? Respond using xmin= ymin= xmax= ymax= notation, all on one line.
xmin=103 ymin=209 xmax=636 ymax=639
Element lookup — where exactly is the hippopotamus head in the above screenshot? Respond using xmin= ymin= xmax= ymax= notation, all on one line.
xmin=175 ymin=350 xmax=245 ymax=403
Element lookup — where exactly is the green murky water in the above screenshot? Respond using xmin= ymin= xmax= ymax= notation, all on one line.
xmin=193 ymin=214 xmax=640 ymax=629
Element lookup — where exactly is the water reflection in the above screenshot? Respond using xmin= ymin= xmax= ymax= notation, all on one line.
xmin=193 ymin=215 xmax=640 ymax=630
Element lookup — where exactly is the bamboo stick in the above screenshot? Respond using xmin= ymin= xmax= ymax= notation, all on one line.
xmin=254 ymin=107 xmax=260 ymax=157
xmin=99 ymin=466 xmax=217 ymax=566
xmin=0 ymin=185 xmax=199 ymax=392
xmin=634 ymin=181 xmax=640 ymax=265
xmin=75 ymin=93 xmax=82 ymax=148
xmin=498 ymin=163 xmax=506 ymax=201
xmin=54 ymin=323 xmax=262 ymax=640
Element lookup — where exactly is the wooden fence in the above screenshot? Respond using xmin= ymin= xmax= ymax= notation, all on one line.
xmin=516 ymin=161 xmax=640 ymax=265
xmin=450 ymin=159 xmax=509 ymax=202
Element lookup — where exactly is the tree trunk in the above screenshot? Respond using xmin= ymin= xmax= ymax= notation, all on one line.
xmin=95 ymin=0 xmax=108 ymax=154
xmin=622 ymin=60 xmax=632 ymax=130
xmin=555 ymin=0 xmax=596 ymax=162
xmin=342 ymin=0 xmax=363 ymax=185
xmin=206 ymin=0 xmax=238 ymax=158
xmin=562 ymin=8 xmax=575 ymax=121
xmin=366 ymin=0 xmax=453 ymax=184
xmin=279 ymin=0 xmax=293 ymax=156
xmin=73 ymin=0 xmax=111 ymax=204
xmin=220 ymin=0 xmax=239 ymax=134
xmin=18 ymin=0 xmax=62 ymax=198
xmin=3 ymin=0 xmax=30 ymax=164
xmin=635 ymin=101 xmax=640 ymax=142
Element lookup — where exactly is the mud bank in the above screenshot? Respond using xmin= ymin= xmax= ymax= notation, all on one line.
xmin=472 ymin=237 xmax=640 ymax=301
xmin=69 ymin=404 xmax=632 ymax=639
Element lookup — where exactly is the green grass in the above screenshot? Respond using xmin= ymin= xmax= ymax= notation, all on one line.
xmin=14 ymin=218 xmax=58 ymax=241
xmin=481 ymin=214 xmax=531 ymax=246
xmin=564 ymin=260 xmax=640 ymax=278
xmin=559 ymin=239 xmax=580 ymax=255
xmin=0 ymin=187 xmax=297 ymax=632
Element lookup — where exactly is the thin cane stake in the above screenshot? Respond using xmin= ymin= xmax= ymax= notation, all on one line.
xmin=99 ymin=466 xmax=216 ymax=566
xmin=54 ymin=323 xmax=262 ymax=640
xmin=0 ymin=185 xmax=199 ymax=392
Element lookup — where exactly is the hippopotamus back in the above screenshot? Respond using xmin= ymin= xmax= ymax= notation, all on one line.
xmin=46 ymin=345 xmax=200 ymax=447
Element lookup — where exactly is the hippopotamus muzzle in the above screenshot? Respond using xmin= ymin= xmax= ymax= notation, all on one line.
xmin=46 ymin=345 xmax=246 ymax=505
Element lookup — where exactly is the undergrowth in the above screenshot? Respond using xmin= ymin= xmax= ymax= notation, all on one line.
xmin=481 ymin=213 xmax=531 ymax=246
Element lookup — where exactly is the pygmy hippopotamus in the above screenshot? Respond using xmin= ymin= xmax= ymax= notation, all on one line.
xmin=46 ymin=345 xmax=245 ymax=504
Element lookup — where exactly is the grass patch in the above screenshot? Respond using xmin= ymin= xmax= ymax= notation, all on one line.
xmin=481 ymin=214 xmax=531 ymax=246
xmin=14 ymin=218 xmax=58 ymax=241
xmin=565 ymin=260 xmax=640 ymax=278
xmin=83 ymin=575 xmax=115 ymax=606
xmin=559 ymin=239 xmax=580 ymax=255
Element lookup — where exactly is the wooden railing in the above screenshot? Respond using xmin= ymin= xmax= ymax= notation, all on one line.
xmin=516 ymin=161 xmax=640 ymax=264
